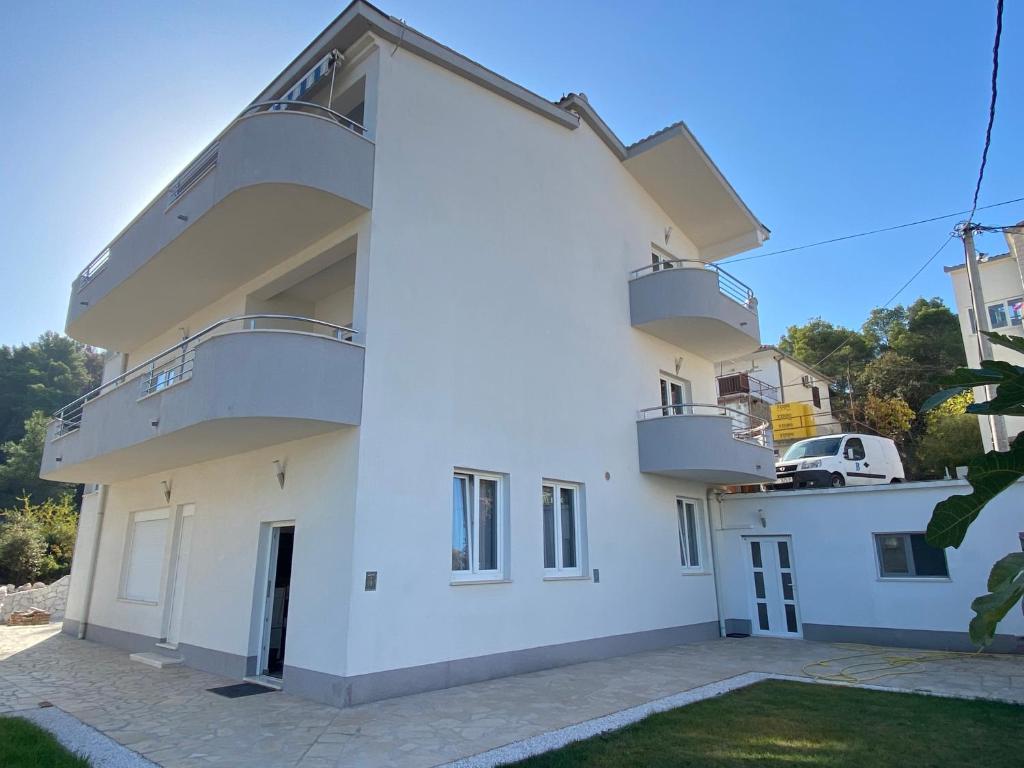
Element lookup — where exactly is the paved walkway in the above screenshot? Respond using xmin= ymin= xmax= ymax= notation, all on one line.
xmin=2 ymin=624 xmax=1022 ymax=767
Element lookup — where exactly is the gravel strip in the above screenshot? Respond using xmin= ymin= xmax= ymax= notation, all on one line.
xmin=440 ymin=671 xmax=770 ymax=767
xmin=14 ymin=706 xmax=159 ymax=768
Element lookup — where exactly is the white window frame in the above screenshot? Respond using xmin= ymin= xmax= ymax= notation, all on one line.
xmin=676 ymin=497 xmax=707 ymax=572
xmin=660 ymin=373 xmax=692 ymax=417
xmin=873 ymin=532 xmax=950 ymax=580
xmin=119 ymin=507 xmax=171 ymax=604
xmin=542 ymin=481 xmax=586 ymax=579
xmin=451 ymin=470 xmax=509 ymax=583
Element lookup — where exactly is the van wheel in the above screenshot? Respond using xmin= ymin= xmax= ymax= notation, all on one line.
xmin=830 ymin=473 xmax=846 ymax=488
xmin=890 ymin=477 xmax=903 ymax=484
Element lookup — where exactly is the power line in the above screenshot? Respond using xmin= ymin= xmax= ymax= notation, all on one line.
xmin=719 ymin=196 xmax=1024 ymax=266
xmin=968 ymin=0 xmax=1005 ymax=223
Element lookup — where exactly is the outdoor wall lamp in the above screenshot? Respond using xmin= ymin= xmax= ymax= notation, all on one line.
xmin=273 ymin=460 xmax=286 ymax=489
xmin=161 ymin=480 xmax=172 ymax=503
xmin=176 ymin=214 xmax=189 ymax=222
xmin=758 ymin=509 xmax=767 ymax=528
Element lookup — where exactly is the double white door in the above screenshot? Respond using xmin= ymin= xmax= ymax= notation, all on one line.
xmin=746 ymin=536 xmax=801 ymax=637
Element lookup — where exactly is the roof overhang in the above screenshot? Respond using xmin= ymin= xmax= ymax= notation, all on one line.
xmin=623 ymin=124 xmax=770 ymax=261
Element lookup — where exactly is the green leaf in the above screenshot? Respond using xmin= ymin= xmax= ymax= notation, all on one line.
xmin=920 ymin=387 xmax=970 ymax=413
xmin=937 ymin=365 xmax=1008 ymax=389
xmin=926 ymin=432 xmax=1024 ymax=548
xmin=968 ymin=553 xmax=1024 ymax=647
xmin=983 ymin=330 xmax=1024 ymax=356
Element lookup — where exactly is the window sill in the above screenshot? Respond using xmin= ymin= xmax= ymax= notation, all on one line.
xmin=680 ymin=570 xmax=713 ymax=577
xmin=876 ymin=576 xmax=951 ymax=583
xmin=116 ymin=597 xmax=159 ymax=606
xmin=543 ymin=573 xmax=589 ymax=582
xmin=450 ymin=577 xmax=512 ymax=586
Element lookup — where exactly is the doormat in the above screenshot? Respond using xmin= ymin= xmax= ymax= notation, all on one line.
xmin=207 ymin=683 xmax=276 ymax=699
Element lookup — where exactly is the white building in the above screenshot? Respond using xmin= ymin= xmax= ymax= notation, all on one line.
xmin=945 ymin=225 xmax=1024 ymax=450
xmin=44 ymin=2 xmax=1020 ymax=709
xmin=716 ymin=345 xmax=840 ymax=446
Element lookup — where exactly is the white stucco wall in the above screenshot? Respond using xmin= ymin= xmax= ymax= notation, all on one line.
xmin=716 ymin=481 xmax=1024 ymax=640
xmin=337 ymin=43 xmax=729 ymax=678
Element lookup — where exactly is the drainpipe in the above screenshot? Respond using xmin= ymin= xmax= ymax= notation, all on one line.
xmin=77 ymin=484 xmax=108 ymax=640
xmin=706 ymin=487 xmax=726 ymax=638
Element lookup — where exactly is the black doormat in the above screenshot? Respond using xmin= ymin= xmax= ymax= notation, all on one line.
xmin=207 ymin=682 xmax=276 ymax=698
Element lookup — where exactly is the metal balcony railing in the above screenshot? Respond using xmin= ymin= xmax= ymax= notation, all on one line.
xmin=73 ymin=99 xmax=370 ymax=293
xmin=51 ymin=314 xmax=356 ymax=439
xmin=638 ymin=402 xmax=772 ymax=447
xmin=630 ymin=258 xmax=757 ymax=313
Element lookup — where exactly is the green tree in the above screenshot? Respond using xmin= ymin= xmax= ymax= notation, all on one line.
xmin=862 ymin=306 xmax=908 ymax=355
xmin=861 ymin=393 xmax=915 ymax=443
xmin=0 ymin=332 xmax=102 ymax=449
xmin=0 ymin=412 xmax=75 ymax=510
xmin=855 ymin=351 xmax=932 ymax=413
xmin=778 ymin=318 xmax=872 ymax=388
xmin=0 ymin=523 xmax=45 ymax=585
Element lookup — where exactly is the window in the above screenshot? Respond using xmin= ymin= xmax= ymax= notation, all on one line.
xmin=875 ymin=533 xmax=949 ymax=578
xmin=843 ymin=437 xmax=866 ymax=461
xmin=121 ymin=508 xmax=170 ymax=602
xmin=543 ymin=482 xmax=585 ymax=576
xmin=677 ymin=498 xmax=705 ymax=570
xmin=651 ymin=249 xmax=675 ymax=272
xmin=452 ymin=471 xmax=506 ymax=580
xmin=660 ymin=375 xmax=691 ymax=416
xmin=1009 ymin=298 xmax=1024 ymax=326
xmin=988 ymin=302 xmax=1009 ymax=329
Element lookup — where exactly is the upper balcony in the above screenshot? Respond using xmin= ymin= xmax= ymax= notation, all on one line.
xmin=67 ymin=102 xmax=375 ymax=351
xmin=40 ymin=315 xmax=363 ymax=484
xmin=636 ymin=403 xmax=776 ymax=485
xmin=629 ymin=259 xmax=760 ymax=360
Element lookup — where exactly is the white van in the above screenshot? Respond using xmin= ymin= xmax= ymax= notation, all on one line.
xmin=771 ymin=433 xmax=905 ymax=489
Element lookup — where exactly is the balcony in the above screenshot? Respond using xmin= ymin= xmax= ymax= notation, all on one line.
xmin=716 ymin=373 xmax=780 ymax=403
xmin=629 ymin=259 xmax=760 ymax=360
xmin=40 ymin=315 xmax=363 ymax=484
xmin=67 ymin=102 xmax=375 ymax=351
xmin=636 ymin=403 xmax=776 ymax=485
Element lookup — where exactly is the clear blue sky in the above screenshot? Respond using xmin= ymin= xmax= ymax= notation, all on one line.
xmin=2 ymin=1 xmax=1021 ymax=348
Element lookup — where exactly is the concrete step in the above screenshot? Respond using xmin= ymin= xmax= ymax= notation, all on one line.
xmin=129 ymin=651 xmax=183 ymax=669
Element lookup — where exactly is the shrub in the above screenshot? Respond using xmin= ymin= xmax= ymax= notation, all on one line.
xmin=0 ymin=523 xmax=46 ymax=585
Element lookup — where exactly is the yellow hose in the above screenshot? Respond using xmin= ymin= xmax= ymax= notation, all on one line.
xmin=801 ymin=643 xmax=998 ymax=685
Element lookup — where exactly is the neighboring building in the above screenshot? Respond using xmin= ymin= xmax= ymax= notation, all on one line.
xmin=716 ymin=345 xmax=839 ymax=448
xmin=945 ymin=225 xmax=1024 ymax=451
xmin=45 ymin=1 xmax=776 ymax=707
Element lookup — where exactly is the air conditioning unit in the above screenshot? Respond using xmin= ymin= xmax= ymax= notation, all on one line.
xmin=801 ymin=375 xmax=813 ymax=387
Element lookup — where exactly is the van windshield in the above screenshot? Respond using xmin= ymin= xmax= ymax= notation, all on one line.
xmin=782 ymin=437 xmax=843 ymax=461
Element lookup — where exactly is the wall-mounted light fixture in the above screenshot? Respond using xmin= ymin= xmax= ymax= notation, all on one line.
xmin=161 ymin=480 xmax=172 ymax=503
xmin=758 ymin=508 xmax=767 ymax=528
xmin=176 ymin=214 xmax=189 ymax=222
xmin=664 ymin=226 xmax=673 ymax=245
xmin=151 ymin=419 xmax=160 ymax=428
xmin=273 ymin=460 xmax=286 ymax=489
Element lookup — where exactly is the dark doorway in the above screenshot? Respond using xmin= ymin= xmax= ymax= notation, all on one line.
xmin=265 ymin=526 xmax=294 ymax=678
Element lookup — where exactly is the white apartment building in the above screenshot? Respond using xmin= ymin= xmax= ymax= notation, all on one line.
xmin=42 ymin=2 xmax=1020 ymax=710
xmin=945 ymin=225 xmax=1024 ymax=450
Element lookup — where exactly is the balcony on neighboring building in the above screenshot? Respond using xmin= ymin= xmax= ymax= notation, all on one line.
xmin=40 ymin=315 xmax=363 ymax=484
xmin=716 ymin=372 xmax=780 ymax=403
xmin=636 ymin=403 xmax=776 ymax=485
xmin=67 ymin=101 xmax=375 ymax=352
xmin=629 ymin=259 xmax=760 ymax=360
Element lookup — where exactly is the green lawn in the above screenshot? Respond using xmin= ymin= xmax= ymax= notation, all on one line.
xmin=508 ymin=680 xmax=1022 ymax=768
xmin=0 ymin=717 xmax=90 ymax=767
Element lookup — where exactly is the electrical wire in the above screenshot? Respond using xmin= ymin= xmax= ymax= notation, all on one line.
xmin=968 ymin=0 xmax=1005 ymax=224
xmin=719 ymin=196 xmax=1024 ymax=266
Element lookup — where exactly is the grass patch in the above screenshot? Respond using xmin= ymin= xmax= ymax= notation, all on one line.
xmin=0 ymin=717 xmax=90 ymax=767
xmin=509 ymin=679 xmax=1022 ymax=767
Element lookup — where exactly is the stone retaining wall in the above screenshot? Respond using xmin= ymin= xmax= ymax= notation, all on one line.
xmin=0 ymin=576 xmax=71 ymax=624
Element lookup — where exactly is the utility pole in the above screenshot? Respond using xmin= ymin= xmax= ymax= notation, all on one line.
xmin=960 ymin=222 xmax=1009 ymax=451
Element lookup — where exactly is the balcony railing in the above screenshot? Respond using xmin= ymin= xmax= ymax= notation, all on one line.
xmin=716 ymin=372 xmax=780 ymax=403
xmin=638 ymin=403 xmax=771 ymax=447
xmin=72 ymin=99 xmax=369 ymax=294
xmin=51 ymin=314 xmax=355 ymax=439
xmin=630 ymin=258 xmax=757 ymax=313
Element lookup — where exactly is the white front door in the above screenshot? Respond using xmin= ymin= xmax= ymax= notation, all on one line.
xmin=747 ymin=536 xmax=801 ymax=637
xmin=164 ymin=504 xmax=195 ymax=647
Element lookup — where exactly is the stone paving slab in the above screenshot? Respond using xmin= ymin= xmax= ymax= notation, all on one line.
xmin=2 ymin=624 xmax=1021 ymax=767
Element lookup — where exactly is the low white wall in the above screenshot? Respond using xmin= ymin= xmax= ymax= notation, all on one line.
xmin=0 ymin=576 xmax=71 ymax=623
xmin=716 ymin=480 xmax=1024 ymax=648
